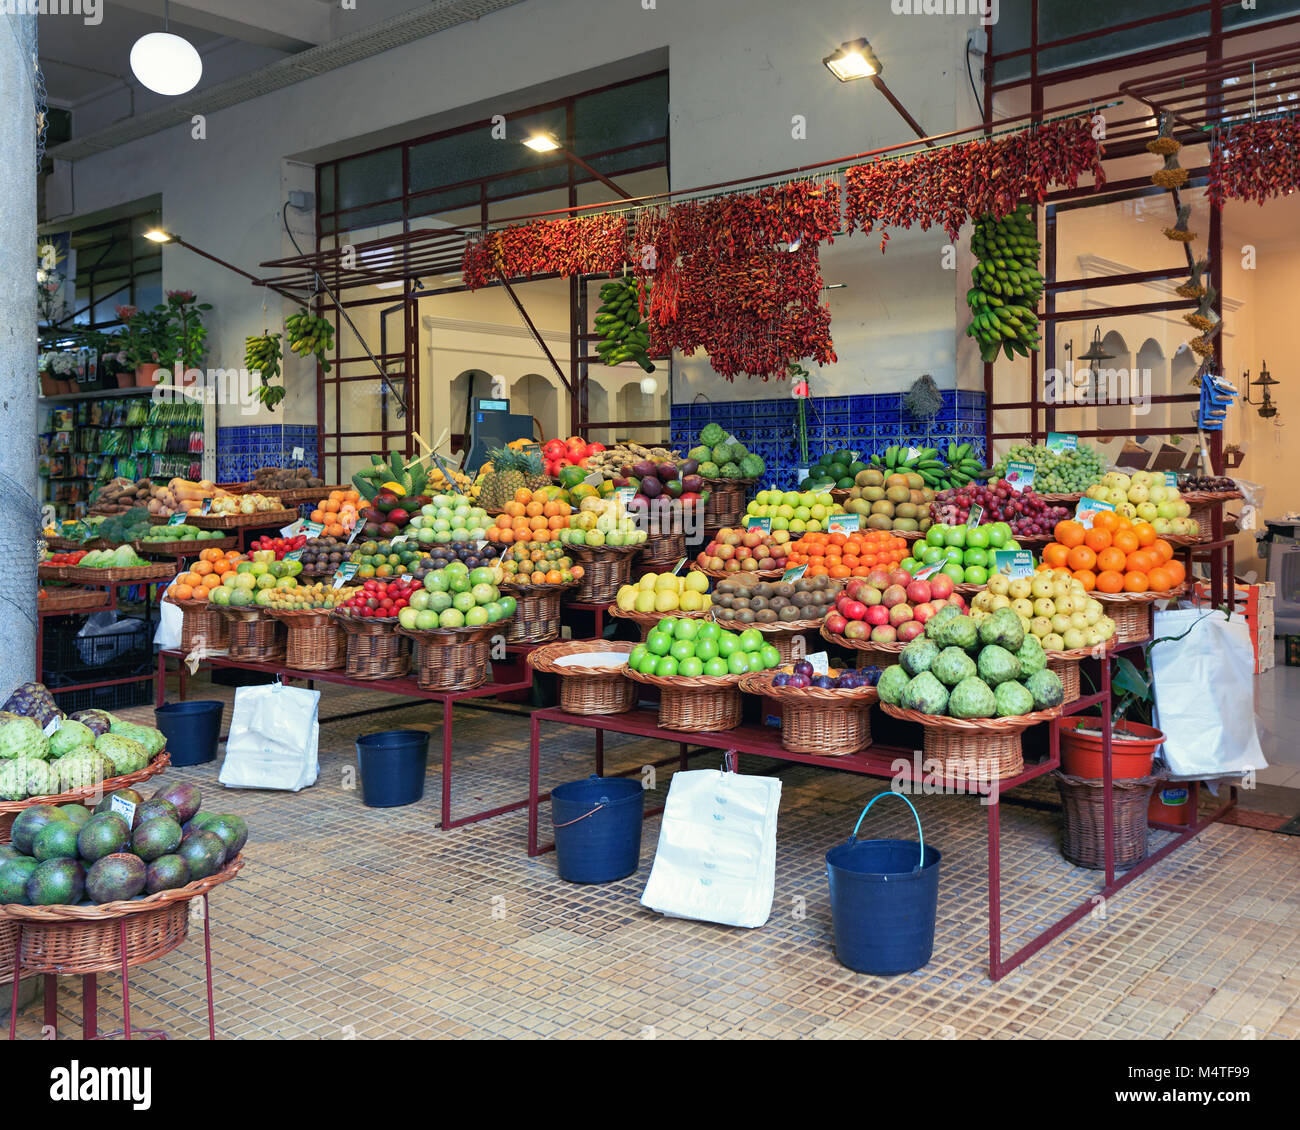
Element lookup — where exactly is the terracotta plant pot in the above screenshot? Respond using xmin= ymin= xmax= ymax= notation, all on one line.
xmin=116 ymin=372 xmax=135 ymax=388
xmin=54 ymin=378 xmax=74 ymax=394
xmin=1059 ymin=715 xmax=1164 ymax=779
xmin=39 ymin=373 xmax=59 ymax=396
xmin=135 ymin=362 xmax=161 ymax=387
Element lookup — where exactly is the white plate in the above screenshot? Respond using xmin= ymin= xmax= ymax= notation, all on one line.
xmin=552 ymin=651 xmax=629 ymax=669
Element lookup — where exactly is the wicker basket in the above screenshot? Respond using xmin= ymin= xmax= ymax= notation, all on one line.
xmin=819 ymin=623 xmax=906 ymax=669
xmin=260 ymin=486 xmax=344 ymax=507
xmin=44 ymin=537 xmax=111 ymax=552
xmin=568 ymin=543 xmax=639 ymax=603
xmin=37 ymin=587 xmax=111 ymax=614
xmin=638 ymin=533 xmax=687 ymax=569
xmin=213 ymin=607 xmax=284 ymax=663
xmin=396 ymin=623 xmax=504 ymax=692
xmin=332 ymin=613 xmax=411 ymax=679
xmin=37 ymin=564 xmax=70 ymax=583
xmin=739 ymin=672 xmax=877 ymax=755
xmin=699 ymin=476 xmax=756 ymax=529
xmin=266 ymin=608 xmax=346 ymax=671
xmin=1043 ymin=641 xmax=1113 ymax=704
xmin=713 ymin=616 xmax=826 ymax=664
xmin=500 ymin=581 xmax=576 ymax=645
xmin=0 ymin=856 xmax=243 ymax=977
xmin=692 ymin=564 xmax=786 ymax=582
xmin=528 ymin=640 xmax=637 ymax=716
xmin=1091 ymin=589 xmax=1174 ymax=644
xmin=1035 ymin=491 xmax=1084 ymax=505
xmin=1054 ymin=772 xmax=1161 ymax=870
xmin=166 ymin=596 xmax=230 ymax=655
xmin=0 ymin=752 xmax=171 ymax=845
xmin=624 ymin=667 xmax=744 ymax=732
xmin=134 ymin=535 xmax=238 ymax=558
xmin=879 ymin=703 xmax=1062 ymax=781
xmin=62 ymin=562 xmax=176 ymax=585
xmin=189 ymin=509 xmax=299 ymax=530
xmin=608 ymin=604 xmax=710 ymax=639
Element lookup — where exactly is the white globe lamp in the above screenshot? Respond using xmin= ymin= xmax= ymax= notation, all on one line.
xmin=130 ymin=32 xmax=203 ymax=97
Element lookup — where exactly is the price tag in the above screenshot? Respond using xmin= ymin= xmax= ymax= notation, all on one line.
xmin=429 ymin=451 xmax=462 ymax=491
xmin=583 ymin=472 xmax=603 ymax=488
xmin=389 ymin=535 xmax=409 ymax=546
xmin=827 ymin=513 xmax=860 ymax=534
xmin=914 ymin=561 xmax=944 ymax=580
xmin=806 ymin=651 xmax=830 ymax=675
xmin=993 ymin=550 xmax=1036 ymax=579
xmin=280 ymin=518 xmax=305 ymax=538
xmin=346 ymin=522 xmax=364 ymax=545
xmin=291 ymin=446 xmax=305 ymax=462
xmin=167 ymin=513 xmax=187 ymax=526
xmin=966 ymin=504 xmax=984 ymax=527
xmin=724 ymin=432 xmax=741 ymax=447
xmin=332 ymin=562 xmax=358 ymax=589
xmin=1006 ymin=461 xmax=1036 ymax=493
xmin=745 ymin=515 xmax=771 ymax=533
xmin=302 ymin=520 xmax=324 ymax=539
xmin=905 ymin=446 xmax=920 ymax=461
xmin=670 ymin=557 xmax=687 ymax=575
xmin=1164 ymin=471 xmax=1178 ymax=488
xmin=1046 ymin=432 xmax=1078 ymax=453
xmin=42 ymin=716 xmax=63 ymax=737
xmin=781 ymin=564 xmax=807 ymax=583
xmin=475 ymin=539 xmax=489 ymax=552
xmin=615 ymin=487 xmax=636 ymax=513
xmin=284 ymin=549 xmax=304 ymax=563
xmin=795 ymin=466 xmax=809 ymax=484
xmin=198 ymin=497 xmax=213 ymax=515
xmin=109 ymin=794 xmax=136 ymax=826
xmin=1074 ymin=497 xmax=1115 ymax=529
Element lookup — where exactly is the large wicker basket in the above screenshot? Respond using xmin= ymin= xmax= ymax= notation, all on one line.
xmin=0 ymin=856 xmax=243 ymax=978
xmin=528 ymin=640 xmax=637 ymax=716
xmin=819 ymin=622 xmax=905 ymax=669
xmin=879 ymin=703 xmax=1062 ymax=781
xmin=213 ymin=606 xmax=284 ymax=663
xmin=62 ymin=562 xmax=176 ymax=585
xmin=568 ymin=543 xmax=640 ymax=603
xmin=1045 ymin=640 xmax=1115 ymax=704
xmin=739 ymin=671 xmax=877 ymax=755
xmin=714 ymin=615 xmax=826 ymax=664
xmin=692 ymin=563 xmax=786 ymax=582
xmin=166 ymin=596 xmax=230 ymax=655
xmin=638 ymin=533 xmax=687 ymax=570
xmin=189 ymin=509 xmax=299 ymax=530
xmin=1054 ymin=772 xmax=1161 ymax=870
xmin=135 ymin=535 xmax=238 ymax=558
xmin=37 ymin=587 xmax=111 ymax=615
xmin=500 ymin=581 xmax=577 ymax=645
xmin=624 ymin=667 xmax=744 ymax=732
xmin=699 ymin=476 xmax=757 ymax=529
xmin=608 ymin=604 xmax=710 ymax=639
xmin=396 ymin=623 xmax=506 ymax=692
xmin=332 ymin=613 xmax=411 ymax=680
xmin=1090 ymin=587 xmax=1184 ymax=644
xmin=266 ymin=608 xmax=346 ymax=671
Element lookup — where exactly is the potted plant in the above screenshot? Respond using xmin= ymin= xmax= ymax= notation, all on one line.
xmin=39 ymin=350 xmax=78 ymax=395
xmin=161 ymin=289 xmax=212 ymax=386
xmin=117 ymin=304 xmax=168 ymax=386
xmin=38 ymin=351 xmax=60 ymax=396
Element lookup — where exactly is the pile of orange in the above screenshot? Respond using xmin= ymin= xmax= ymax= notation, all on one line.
xmin=1040 ymin=515 xmax=1184 ymax=594
xmin=785 ymin=530 xmax=910 ymax=578
xmin=486 ymin=490 xmax=573 ymax=544
xmin=309 ymin=488 xmax=362 ymax=538
xmin=167 ymin=547 xmax=245 ymax=601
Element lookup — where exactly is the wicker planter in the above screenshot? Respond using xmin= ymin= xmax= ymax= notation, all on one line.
xmin=879 ymin=703 xmax=1062 ymax=781
xmin=396 ymin=623 xmax=506 ymax=692
xmin=213 ymin=607 xmax=283 ymax=663
xmin=332 ymin=614 xmax=411 ymax=679
xmin=266 ymin=609 xmax=346 ymax=671
xmin=568 ymin=543 xmax=639 ymax=603
xmin=740 ymin=672 xmax=877 ymax=755
xmin=624 ymin=667 xmax=744 ymax=732
xmin=1054 ymin=772 xmax=1160 ymax=870
xmin=500 ymin=581 xmax=576 ymax=645
xmin=528 ymin=640 xmax=638 ymax=716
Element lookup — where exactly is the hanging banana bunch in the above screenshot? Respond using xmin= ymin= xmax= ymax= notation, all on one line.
xmin=594 ymin=277 xmax=655 ymax=373
xmin=285 ymin=308 xmax=335 ymax=374
xmin=245 ymin=332 xmax=285 ymax=410
xmin=965 ymin=204 xmax=1044 ymax=363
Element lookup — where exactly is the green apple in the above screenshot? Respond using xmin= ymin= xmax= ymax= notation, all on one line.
xmin=703 ymin=657 xmax=729 ymax=677
xmin=439 ymin=607 xmax=465 ymax=628
xmin=678 ymin=657 xmax=704 ymax=677
xmin=398 ymin=607 xmax=420 ymax=630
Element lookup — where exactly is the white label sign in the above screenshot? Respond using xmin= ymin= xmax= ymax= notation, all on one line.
xmin=807 ymin=651 xmax=830 ymax=675
xmin=109 ymin=794 xmax=137 ymax=826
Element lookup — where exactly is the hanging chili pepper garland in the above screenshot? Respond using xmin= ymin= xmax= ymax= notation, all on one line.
xmin=1208 ymin=115 xmax=1300 ymax=205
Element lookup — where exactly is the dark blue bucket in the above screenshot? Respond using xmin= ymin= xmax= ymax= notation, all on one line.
xmin=825 ymin=792 xmax=941 ymax=975
xmin=355 ymin=729 xmax=430 ymax=808
xmin=154 ymin=701 xmax=224 ymax=767
xmin=551 ymin=775 xmax=643 ymax=883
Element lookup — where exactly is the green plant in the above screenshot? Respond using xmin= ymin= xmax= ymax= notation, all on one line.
xmin=163 ymin=290 xmax=212 ymax=370
xmin=120 ymin=305 xmax=170 ymax=368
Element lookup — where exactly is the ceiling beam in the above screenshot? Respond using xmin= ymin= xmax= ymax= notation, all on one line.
xmin=109 ymin=0 xmax=332 ymax=51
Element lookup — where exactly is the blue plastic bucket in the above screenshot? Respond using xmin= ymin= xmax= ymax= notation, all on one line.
xmin=551 ymin=775 xmax=643 ymax=883
xmin=825 ymin=792 xmax=941 ymax=975
xmin=355 ymin=729 xmax=430 ymax=808
xmin=154 ymin=701 xmax=224 ymax=767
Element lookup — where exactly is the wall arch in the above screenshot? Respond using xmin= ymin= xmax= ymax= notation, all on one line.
xmin=511 ymin=373 xmax=557 ymax=443
xmin=1136 ymin=337 xmax=1168 ymax=434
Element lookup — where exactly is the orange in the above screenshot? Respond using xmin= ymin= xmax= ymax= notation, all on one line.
xmin=1054 ymin=520 xmax=1085 ymax=548
xmin=1133 ymin=521 xmax=1157 ymax=546
xmin=525 ymin=501 xmax=544 ymax=518
xmin=1152 ymin=539 xmax=1173 ymax=563
xmin=1043 ymin=543 xmax=1070 ymax=568
xmin=1083 ymin=528 xmax=1113 ymax=553
xmin=191 ymin=587 xmax=208 ymax=602
xmin=173 ymin=583 xmax=193 ymax=600
xmin=1092 ymin=511 xmax=1120 ymax=533
xmin=514 ymin=489 xmax=531 ymax=504
xmin=829 ymin=564 xmax=851 ymax=579
xmin=192 ymin=560 xmax=213 ymax=576
xmin=1112 ymin=529 xmax=1139 ymax=555
xmin=1127 ymin=550 xmax=1157 ymax=574
xmin=1123 ymin=571 xmax=1149 ymax=593
xmin=1073 ymin=569 xmax=1097 ymax=591
xmin=1096 ymin=547 xmax=1125 ymax=574
xmin=1165 ymin=560 xmax=1186 ymax=586
xmin=1096 ymin=570 xmax=1125 ymax=594
xmin=545 ymin=569 xmax=562 ymax=584
xmin=1066 ymin=545 xmax=1097 ymax=572
xmin=1147 ymin=566 xmax=1174 ymax=592
xmin=571 ymin=565 xmax=585 ymax=581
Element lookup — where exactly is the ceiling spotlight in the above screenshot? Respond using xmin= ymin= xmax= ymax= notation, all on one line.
xmin=523 ymin=133 xmax=561 ymax=153
xmin=142 ymin=229 xmax=173 ymax=243
xmin=823 ymin=38 xmax=881 ymax=82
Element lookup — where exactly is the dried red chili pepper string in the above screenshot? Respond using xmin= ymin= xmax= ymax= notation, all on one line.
xmin=1208 ymin=116 xmax=1300 ymax=206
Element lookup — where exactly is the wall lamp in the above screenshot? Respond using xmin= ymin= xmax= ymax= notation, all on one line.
xmin=823 ymin=39 xmax=881 ymax=82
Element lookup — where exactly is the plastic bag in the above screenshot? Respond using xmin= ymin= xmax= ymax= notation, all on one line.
xmin=219 ymin=681 xmax=320 ymax=792
xmin=152 ymin=573 xmax=185 ymax=652
xmin=1151 ymin=606 xmax=1266 ymax=780
xmin=640 ymin=764 xmax=781 ymax=928
xmin=75 ymin=611 xmax=145 ymax=666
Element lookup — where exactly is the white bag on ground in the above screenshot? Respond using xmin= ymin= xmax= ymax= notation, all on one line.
xmin=219 ymin=681 xmax=320 ymax=792
xmin=641 ymin=767 xmax=781 ymax=928
xmin=1151 ymin=606 xmax=1266 ymax=779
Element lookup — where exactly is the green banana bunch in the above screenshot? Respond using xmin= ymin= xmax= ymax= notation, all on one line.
xmin=244 ymin=333 xmax=284 ymax=410
xmin=868 ymin=441 xmax=988 ymax=489
xmin=594 ymin=277 xmax=655 ymax=373
xmin=349 ymin=449 xmax=430 ymax=502
xmin=966 ymin=203 xmax=1044 ymax=363
xmin=286 ymin=309 xmax=336 ymax=374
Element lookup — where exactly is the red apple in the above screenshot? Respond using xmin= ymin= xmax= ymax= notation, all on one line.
xmin=841 ymin=600 xmax=867 ymax=621
xmin=742 ymin=530 xmax=764 ymax=548
xmin=888 ymin=603 xmax=914 ymax=626
xmin=896 ymin=621 xmax=925 ymax=642
xmin=870 ymin=624 xmax=898 ymax=643
xmin=888 ymin=569 xmax=912 ymax=589
xmin=929 ymin=597 xmax=948 ymax=612
xmin=905 ymin=579 xmax=932 ymax=604
xmin=844 ymin=578 xmax=868 ymax=601
xmin=865 ymin=569 xmax=891 ymax=590
xmin=865 ymin=605 xmax=890 ymax=627
xmin=843 ymin=620 xmax=870 ymax=640
xmin=912 ymin=602 xmax=936 ymax=623
xmin=928 ymin=573 xmax=955 ymax=600
xmin=825 ymin=612 xmax=848 ymax=635
xmin=882 ymin=584 xmax=909 ymax=608
xmin=735 ymin=546 xmax=751 ymax=560
xmin=949 ymin=593 xmax=966 ymax=609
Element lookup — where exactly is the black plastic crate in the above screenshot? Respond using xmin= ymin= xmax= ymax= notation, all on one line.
xmin=41 ymin=615 xmax=151 ymax=682
xmin=51 ymin=678 xmax=152 ymax=714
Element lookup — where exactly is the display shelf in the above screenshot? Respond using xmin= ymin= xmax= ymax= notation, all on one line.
xmin=37 ymin=386 xmax=157 ymax=403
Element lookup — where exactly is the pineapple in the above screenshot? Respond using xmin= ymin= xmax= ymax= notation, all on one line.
xmin=478 ymin=446 xmax=550 ymax=510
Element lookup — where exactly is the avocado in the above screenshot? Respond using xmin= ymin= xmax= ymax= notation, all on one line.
xmin=94 ymin=788 xmax=143 ymax=815
xmin=59 ymin=803 xmax=93 ymax=827
xmin=0 ymin=857 xmax=39 ymax=904
xmin=77 ymin=812 xmax=130 ymax=863
xmin=151 ymin=783 xmax=201 ymax=825
xmin=132 ymin=798 xmax=179 ymax=829
xmin=26 ymin=858 xmax=86 ymax=906
xmin=85 ymin=853 xmax=147 ymax=904
xmin=205 ymin=815 xmax=248 ymax=858
xmin=145 ymin=854 xmax=191 ymax=895
xmin=177 ymin=830 xmax=226 ymax=880
xmin=10 ymin=804 xmax=68 ymax=855
xmin=32 ymin=819 xmax=81 ymax=862
xmin=132 ymin=816 xmax=183 ymax=863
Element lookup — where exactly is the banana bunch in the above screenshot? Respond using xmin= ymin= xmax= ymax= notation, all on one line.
xmin=966 ymin=204 xmax=1043 ymax=363
xmin=286 ymin=309 xmax=335 ymax=374
xmin=244 ymin=333 xmax=284 ymax=410
xmin=594 ymin=278 xmax=655 ymax=373
xmin=350 ymin=450 xmax=430 ymax=502
xmin=870 ymin=442 xmax=987 ymax=489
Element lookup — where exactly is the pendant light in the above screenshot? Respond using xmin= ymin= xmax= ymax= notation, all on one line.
xmin=131 ymin=0 xmax=202 ymax=97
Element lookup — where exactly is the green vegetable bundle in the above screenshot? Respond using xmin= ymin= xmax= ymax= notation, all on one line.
xmin=594 ymin=278 xmax=655 ymax=373
xmin=966 ymin=204 xmax=1043 ymax=362
xmin=351 ymin=450 xmax=429 ymax=502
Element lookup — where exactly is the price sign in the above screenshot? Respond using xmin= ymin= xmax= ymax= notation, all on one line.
xmin=615 ymin=487 xmax=636 ymax=514
xmin=966 ymin=504 xmax=984 ymax=527
xmin=1046 ymin=432 xmax=1078 ymax=453
xmin=1006 ymin=461 xmax=1036 ymax=493
xmin=42 ymin=716 xmax=62 ymax=737
xmin=331 ymin=562 xmax=358 ymax=589
xmin=670 ymin=557 xmax=687 ymax=576
xmin=1074 ymin=497 xmax=1115 ymax=529
xmin=781 ymin=564 xmax=807 ymax=583
xmin=795 ymin=466 xmax=809 ymax=484
xmin=806 ymin=651 xmax=830 ymax=675
xmin=198 ymin=497 xmax=213 ymax=515
xmin=993 ymin=550 xmax=1036 ymax=579
xmin=284 ymin=549 xmax=304 ymax=563
xmin=745 ymin=515 xmax=771 ymax=533
xmin=914 ymin=561 xmax=944 ymax=580
xmin=280 ymin=518 xmax=305 ymax=538
xmin=904 ymin=446 xmax=920 ymax=461
xmin=109 ymin=794 xmax=136 ymax=827
xmin=346 ymin=522 xmax=364 ymax=545
xmin=724 ymin=432 xmax=741 ymax=447
xmin=827 ymin=513 xmax=860 ymax=534
xmin=1164 ymin=471 xmax=1179 ymax=488
xmin=167 ymin=513 xmax=187 ymax=526
xmin=389 ymin=535 xmax=409 ymax=547
xmin=303 ymin=520 xmax=324 ymax=539
xmin=429 ymin=451 xmax=462 ymax=491
xmin=583 ymin=472 xmax=603 ymax=488
xmin=475 ymin=539 xmax=489 ymax=552
xmin=291 ymin=446 xmax=305 ymax=462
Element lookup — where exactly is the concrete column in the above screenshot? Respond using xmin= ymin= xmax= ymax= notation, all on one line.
xmin=0 ymin=13 xmax=38 ymax=696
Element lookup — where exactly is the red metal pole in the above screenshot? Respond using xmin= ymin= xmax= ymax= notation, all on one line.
xmin=203 ymin=893 xmax=216 ymax=1040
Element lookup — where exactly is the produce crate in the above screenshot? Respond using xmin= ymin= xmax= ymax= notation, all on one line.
xmin=49 ymin=677 xmax=152 ymax=715
xmin=41 ymin=614 xmax=151 ymax=676
xmin=1194 ymin=581 xmax=1274 ymax=674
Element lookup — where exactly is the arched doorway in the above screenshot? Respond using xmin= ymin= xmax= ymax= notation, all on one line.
xmin=1136 ymin=338 xmax=1168 ymax=433
xmin=450 ymin=369 xmax=494 ymax=459
xmin=1097 ymin=330 xmax=1132 ymax=436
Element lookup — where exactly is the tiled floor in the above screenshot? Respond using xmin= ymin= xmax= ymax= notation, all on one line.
xmin=10 ymin=676 xmax=1299 ymax=1040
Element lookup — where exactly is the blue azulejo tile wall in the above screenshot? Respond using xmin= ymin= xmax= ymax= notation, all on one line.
xmin=217 ymin=424 xmax=319 ymax=483
xmin=670 ymin=391 xmax=986 ymax=490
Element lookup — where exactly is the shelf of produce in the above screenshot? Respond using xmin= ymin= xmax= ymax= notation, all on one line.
xmin=157 ymin=649 xmax=535 ymax=829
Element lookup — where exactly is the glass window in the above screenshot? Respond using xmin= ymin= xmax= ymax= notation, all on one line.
xmin=60 ymin=208 xmax=162 ymax=330
xmin=574 ymin=74 xmax=668 ymax=154
xmin=337 ymin=149 xmax=402 ymax=211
